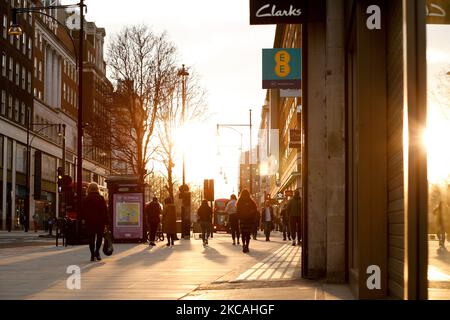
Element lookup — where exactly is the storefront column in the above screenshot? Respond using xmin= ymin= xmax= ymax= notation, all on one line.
xmin=11 ymin=140 xmax=16 ymax=230
xmin=29 ymin=148 xmax=35 ymax=229
xmin=2 ymin=136 xmax=7 ymax=230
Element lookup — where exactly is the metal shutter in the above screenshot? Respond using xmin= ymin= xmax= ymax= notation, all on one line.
xmin=386 ymin=0 xmax=404 ymax=299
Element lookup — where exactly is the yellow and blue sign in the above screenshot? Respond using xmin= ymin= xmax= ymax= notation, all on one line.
xmin=262 ymin=48 xmax=301 ymax=89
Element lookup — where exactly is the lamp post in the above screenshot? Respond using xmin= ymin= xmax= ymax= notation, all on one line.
xmin=217 ymin=109 xmax=254 ymax=196
xmin=23 ymin=115 xmax=65 ymax=232
xmin=177 ymin=64 xmax=190 ymax=239
xmin=9 ymin=1 xmax=85 ymax=226
xmin=216 ymin=125 xmax=244 ymax=193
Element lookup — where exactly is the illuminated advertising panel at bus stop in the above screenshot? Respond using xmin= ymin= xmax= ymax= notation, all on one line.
xmin=113 ymin=193 xmax=143 ymax=240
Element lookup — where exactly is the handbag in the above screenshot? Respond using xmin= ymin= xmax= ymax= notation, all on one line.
xmin=103 ymin=226 xmax=114 ymax=256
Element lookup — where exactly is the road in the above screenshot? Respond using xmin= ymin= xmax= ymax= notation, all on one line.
xmin=0 ymin=231 xmax=353 ymax=300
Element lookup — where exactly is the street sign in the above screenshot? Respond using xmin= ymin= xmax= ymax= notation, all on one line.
xmin=289 ymin=129 xmax=301 ymax=148
xmin=250 ymin=0 xmax=306 ymax=24
xmin=249 ymin=0 xmax=325 ymax=25
xmin=426 ymin=0 xmax=450 ymax=24
xmin=263 ymin=48 xmax=301 ymax=89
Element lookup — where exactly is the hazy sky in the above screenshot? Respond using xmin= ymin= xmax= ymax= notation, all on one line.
xmin=64 ymin=0 xmax=275 ymax=195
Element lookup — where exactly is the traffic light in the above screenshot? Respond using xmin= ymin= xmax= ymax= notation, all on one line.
xmin=57 ymin=167 xmax=63 ymax=192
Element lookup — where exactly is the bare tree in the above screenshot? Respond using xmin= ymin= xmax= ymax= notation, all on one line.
xmin=107 ymin=25 xmax=177 ymax=183
xmin=155 ymin=69 xmax=208 ymax=201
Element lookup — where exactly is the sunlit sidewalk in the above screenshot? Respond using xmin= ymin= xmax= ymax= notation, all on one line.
xmin=428 ymin=239 xmax=450 ymax=300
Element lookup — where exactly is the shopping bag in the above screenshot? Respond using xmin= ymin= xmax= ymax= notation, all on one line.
xmin=103 ymin=227 xmax=114 ymax=256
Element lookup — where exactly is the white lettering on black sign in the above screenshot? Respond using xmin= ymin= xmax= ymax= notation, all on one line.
xmin=256 ymin=4 xmax=302 ymax=18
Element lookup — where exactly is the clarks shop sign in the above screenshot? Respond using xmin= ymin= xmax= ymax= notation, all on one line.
xmin=250 ymin=0 xmax=307 ymax=24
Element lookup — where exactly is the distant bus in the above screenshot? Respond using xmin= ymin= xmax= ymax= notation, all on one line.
xmin=213 ymin=198 xmax=230 ymax=233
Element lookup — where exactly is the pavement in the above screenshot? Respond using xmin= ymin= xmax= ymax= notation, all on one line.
xmin=0 ymin=230 xmax=57 ymax=248
xmin=0 ymin=230 xmax=354 ymax=300
xmin=428 ymin=238 xmax=450 ymax=300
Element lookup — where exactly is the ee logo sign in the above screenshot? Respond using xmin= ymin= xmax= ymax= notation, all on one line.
xmin=262 ymin=48 xmax=301 ymax=89
xmin=274 ymin=50 xmax=291 ymax=78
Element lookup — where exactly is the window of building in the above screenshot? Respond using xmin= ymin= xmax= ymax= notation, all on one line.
xmin=14 ymin=99 xmax=19 ymax=122
xmin=16 ymin=143 xmax=26 ymax=174
xmin=7 ymin=95 xmax=12 ymax=119
xmin=7 ymin=139 xmax=12 ymax=170
xmin=39 ymin=33 xmax=42 ymax=51
xmin=2 ymin=15 xmax=7 ymax=39
xmin=20 ymin=102 xmax=25 ymax=125
xmin=42 ymin=153 xmax=56 ymax=181
xmin=27 ymin=36 xmax=32 ymax=59
xmin=22 ymin=33 xmax=26 ymax=55
xmin=21 ymin=67 xmax=25 ymax=90
xmin=1 ymin=90 xmax=5 ymax=115
xmin=8 ymin=57 xmax=13 ymax=81
xmin=63 ymin=83 xmax=66 ymax=101
xmin=1 ymin=52 xmax=5 ymax=77
xmin=27 ymin=71 xmax=31 ymax=93
xmin=15 ymin=63 xmax=20 ymax=86
xmin=38 ymin=61 xmax=42 ymax=81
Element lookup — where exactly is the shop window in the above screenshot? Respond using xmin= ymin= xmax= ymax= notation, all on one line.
xmin=15 ymin=143 xmax=26 ymax=173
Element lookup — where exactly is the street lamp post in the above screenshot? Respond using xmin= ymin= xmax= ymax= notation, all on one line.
xmin=217 ymin=109 xmax=254 ymax=196
xmin=177 ymin=64 xmax=190 ymax=239
xmin=216 ymin=125 xmax=244 ymax=193
xmin=9 ymin=1 xmax=85 ymax=226
xmin=23 ymin=117 xmax=65 ymax=232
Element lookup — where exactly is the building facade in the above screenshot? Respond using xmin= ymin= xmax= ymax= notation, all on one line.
xmin=256 ymin=0 xmax=430 ymax=299
xmin=0 ymin=0 xmax=113 ymax=231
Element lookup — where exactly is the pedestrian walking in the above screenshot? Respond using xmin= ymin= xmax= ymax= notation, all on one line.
xmin=146 ymin=197 xmax=162 ymax=246
xmin=47 ymin=215 xmax=54 ymax=236
xmin=162 ymin=197 xmax=177 ymax=247
xmin=237 ymin=189 xmax=258 ymax=253
xmin=225 ymin=194 xmax=240 ymax=245
xmin=32 ymin=213 xmax=39 ymax=232
xmin=82 ymin=182 xmax=108 ymax=262
xmin=287 ymin=190 xmax=302 ymax=246
xmin=197 ymin=200 xmax=213 ymax=246
xmin=261 ymin=200 xmax=275 ymax=241
xmin=280 ymin=203 xmax=291 ymax=241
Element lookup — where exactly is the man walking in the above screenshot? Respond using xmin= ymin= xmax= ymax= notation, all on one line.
xmin=261 ymin=200 xmax=274 ymax=241
xmin=146 ymin=197 xmax=162 ymax=246
xmin=280 ymin=203 xmax=291 ymax=241
xmin=287 ymin=190 xmax=302 ymax=246
xmin=197 ymin=200 xmax=213 ymax=247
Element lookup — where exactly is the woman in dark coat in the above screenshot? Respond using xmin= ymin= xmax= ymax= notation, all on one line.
xmin=82 ymin=182 xmax=108 ymax=261
xmin=162 ymin=197 xmax=177 ymax=247
xmin=236 ymin=189 xmax=258 ymax=253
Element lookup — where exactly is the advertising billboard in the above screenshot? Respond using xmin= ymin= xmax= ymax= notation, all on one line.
xmin=113 ymin=193 xmax=143 ymax=240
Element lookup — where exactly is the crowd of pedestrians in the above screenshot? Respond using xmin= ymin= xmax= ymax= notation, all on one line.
xmin=80 ymin=181 xmax=303 ymax=261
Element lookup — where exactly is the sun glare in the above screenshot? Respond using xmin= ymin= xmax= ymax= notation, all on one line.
xmin=424 ymin=102 xmax=450 ymax=184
